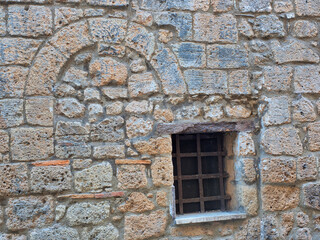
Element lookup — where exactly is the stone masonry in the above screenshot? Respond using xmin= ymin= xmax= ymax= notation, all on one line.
xmin=0 ymin=0 xmax=320 ymax=239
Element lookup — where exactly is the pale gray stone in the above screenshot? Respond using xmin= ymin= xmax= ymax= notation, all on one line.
xmin=88 ymin=103 xmax=104 ymax=123
xmin=263 ymin=96 xmax=291 ymax=126
xmin=176 ymin=105 xmax=201 ymax=120
xmin=0 ymin=99 xmax=23 ymax=129
xmin=295 ymin=0 xmax=320 ymax=16
xmin=83 ymin=224 xmax=119 ymax=240
xmin=56 ymin=121 xmax=89 ymax=136
xmin=57 ymin=98 xmax=85 ymax=119
xmin=93 ymin=144 xmax=125 ymax=159
xmin=253 ymin=15 xmax=285 ymax=38
xmin=239 ymin=0 xmax=272 ymax=12
xmin=55 ymin=135 xmax=91 ymax=159
xmin=63 ymin=67 xmax=89 ymax=88
xmin=30 ymin=225 xmax=79 ymax=240
xmin=293 ymin=20 xmax=318 ymax=38
xmin=293 ymin=97 xmax=316 ymax=122
xmin=90 ymin=116 xmax=124 ymax=142
xmin=126 ymin=116 xmax=153 ymax=139
xmin=55 ymin=205 xmax=66 ymax=222
xmin=294 ymin=66 xmax=320 ymax=93
xmin=0 ymin=66 xmax=27 ymax=99
xmin=102 ymin=87 xmax=128 ymax=99
xmin=128 ymin=72 xmax=159 ymax=98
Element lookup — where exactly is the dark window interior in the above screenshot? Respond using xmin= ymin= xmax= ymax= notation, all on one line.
xmin=172 ymin=133 xmax=230 ymax=215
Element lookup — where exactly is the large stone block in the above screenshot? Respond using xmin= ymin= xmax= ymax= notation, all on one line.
xmin=239 ymin=185 xmax=258 ymax=216
xmin=56 ymin=121 xmax=89 ymax=136
xmin=302 ymin=183 xmax=320 ymax=210
xmin=128 ymin=72 xmax=159 ymax=98
xmin=0 ymin=130 xmax=9 ymax=153
xmin=66 ymin=202 xmax=110 ymax=226
xmin=11 ymin=128 xmax=54 ymax=161
xmin=87 ymin=0 xmax=128 ymax=6
xmin=0 ymin=7 xmax=5 ymax=36
xmin=294 ymin=66 xmax=320 ymax=94
xmin=0 ymin=234 xmax=26 ymax=240
xmin=26 ymin=97 xmax=54 ymax=126
xmin=293 ymin=97 xmax=316 ymax=122
xmin=56 ymin=98 xmax=85 ymax=119
xmin=125 ymin=101 xmax=153 ymax=114
xmin=212 ymin=0 xmax=233 ymax=12
xmin=297 ymin=156 xmax=318 ymax=181
xmin=63 ymin=67 xmax=88 ymax=88
xmin=126 ymin=116 xmax=153 ymax=139
xmin=54 ymin=7 xmax=84 ymax=30
xmin=124 ymin=210 xmax=167 ymax=240
xmin=253 ymin=15 xmax=285 ymax=38
xmin=261 ymin=127 xmax=303 ymax=156
xmin=151 ymin=157 xmax=174 ymax=186
xmin=0 ymin=99 xmax=23 ymax=129
xmin=90 ymin=116 xmax=124 ymax=142
xmin=263 ymin=66 xmax=293 ymax=92
xmin=261 ymin=157 xmax=296 ymax=183
xmin=117 ymin=165 xmax=148 ymax=189
xmin=262 ymin=96 xmax=291 ymax=126
xmin=8 ymin=6 xmax=52 ymax=37
xmin=55 ymin=135 xmax=91 ymax=159
xmin=133 ymin=137 xmax=172 ymax=155
xmin=6 ymin=196 xmax=54 ymax=230
xmin=262 ymin=186 xmax=299 ymax=211
xmin=239 ymin=0 xmax=272 ymax=12
xmin=93 ymin=144 xmax=125 ymax=159
xmin=30 ymin=165 xmax=72 ymax=193
xmin=237 ymin=132 xmax=255 ymax=156
xmin=0 ymin=163 xmax=29 ymax=196
xmin=228 ymin=70 xmax=251 ymax=95
xmin=293 ymin=20 xmax=318 ymax=38
xmin=184 ymin=69 xmax=227 ymax=95
xmin=82 ymin=225 xmax=119 ymax=240
xmin=119 ymin=192 xmax=154 ymax=213
xmin=307 ymin=121 xmax=320 ymax=151
xmin=240 ymin=158 xmax=257 ymax=183
xmin=0 ymin=66 xmax=27 ymax=99
xmin=172 ymin=42 xmax=206 ymax=68
xmin=295 ymin=0 xmax=320 ymax=16
xmin=194 ymin=13 xmax=238 ymax=43
xmin=30 ymin=226 xmax=80 ymax=240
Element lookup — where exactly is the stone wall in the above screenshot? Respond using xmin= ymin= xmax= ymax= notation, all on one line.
xmin=0 ymin=0 xmax=319 ymax=239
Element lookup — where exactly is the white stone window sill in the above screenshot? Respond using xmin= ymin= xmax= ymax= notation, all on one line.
xmin=174 ymin=211 xmax=247 ymax=225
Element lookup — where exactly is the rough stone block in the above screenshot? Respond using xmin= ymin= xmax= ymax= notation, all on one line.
xmin=156 ymin=191 xmax=168 ymax=207
xmin=6 ymin=196 xmax=54 ymax=230
xmin=11 ymin=128 xmax=54 ymax=161
xmin=74 ymin=162 xmax=112 ymax=192
xmin=263 ymin=66 xmax=293 ymax=92
xmin=261 ymin=126 xmax=303 ymax=156
xmin=294 ymin=66 xmax=320 ymax=94
xmin=194 ymin=13 xmax=238 ymax=43
xmin=0 ymin=234 xmax=26 ymax=240
xmin=0 ymin=38 xmax=41 ymax=66
xmin=119 ymin=192 xmax=154 ymax=213
xmin=151 ymin=48 xmax=187 ymax=95
xmin=0 ymin=130 xmax=9 ymax=153
xmin=30 ymin=226 xmax=80 ymax=240
xmin=90 ymin=117 xmax=124 ymax=142
xmin=56 ymin=121 xmax=89 ymax=136
xmin=262 ymin=186 xmax=299 ymax=211
xmin=117 ymin=165 xmax=147 ymax=189
xmin=126 ymin=116 xmax=153 ymax=139
xmin=203 ymin=104 xmax=224 ymax=121
xmin=165 ymin=0 xmax=210 ymax=11
xmin=274 ymin=0 xmax=294 ymax=13
xmin=55 ymin=135 xmax=91 ymax=159
xmin=297 ymin=156 xmax=318 ymax=181
xmin=261 ymin=157 xmax=296 ymax=183
xmin=125 ymin=101 xmax=153 ymax=114
xmin=93 ymin=144 xmax=125 ymax=159
xmin=0 ymin=7 xmax=5 ymax=36
xmin=225 ymin=105 xmax=251 ymax=119
xmin=228 ymin=70 xmax=251 ymax=95
xmin=87 ymin=0 xmax=128 ymax=6
xmin=0 ymin=99 xmax=23 ymax=129
xmin=263 ymin=96 xmax=291 ymax=126
xmin=133 ymin=137 xmax=172 ymax=155
xmin=0 ymin=163 xmax=29 ymax=196
xmin=253 ymin=15 xmax=285 ymax=38
xmin=307 ymin=121 xmax=320 ymax=151
xmin=56 ymin=98 xmax=85 ymax=119
xmin=124 ymin=210 xmax=167 ymax=240
xmin=238 ymin=19 xmax=254 ymax=38
xmin=89 ymin=18 xmax=127 ymax=43
xmin=102 ymin=87 xmax=128 ymax=99
xmin=54 ymin=7 xmax=83 ymax=30
xmin=239 ymin=0 xmax=272 ymax=12
xmin=98 ymin=44 xmax=126 ymax=58
xmin=212 ymin=0 xmax=233 ymax=12
xmin=128 ymin=72 xmax=159 ymax=98
xmin=72 ymin=159 xmax=92 ymax=170
xmin=295 ymin=0 xmax=320 ymax=16
xmin=151 ymin=157 xmax=174 ymax=187
xmin=241 ymin=158 xmax=257 ymax=183
xmin=172 ymin=42 xmax=205 ymax=68
xmin=30 ymin=165 xmax=72 ymax=193
xmin=66 ymin=202 xmax=110 ymax=226
xmin=293 ymin=97 xmax=316 ymax=122
xmin=8 ymin=6 xmax=52 ymax=37
xmin=293 ymin=20 xmax=318 ymax=38
xmin=133 ymin=10 xmax=153 ymax=27
xmin=302 ymin=183 xmax=320 ymax=210
xmin=207 ymin=45 xmax=249 ymax=69
xmin=82 ymin=225 xmax=119 ymax=240
xmin=184 ymin=69 xmax=227 ymax=95
xmin=26 ymin=97 xmax=54 ymax=126
xmin=63 ymin=67 xmax=89 ymax=88
xmin=237 ymin=132 xmax=255 ymax=156
xmin=106 ymin=101 xmax=123 ymax=115
xmin=239 ymin=185 xmax=258 ymax=216
xmin=0 ymin=67 xmax=28 ymax=99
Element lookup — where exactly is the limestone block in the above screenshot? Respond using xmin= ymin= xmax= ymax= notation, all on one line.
xmin=293 ymin=20 xmax=318 ymax=38
xmin=294 ymin=66 xmax=320 ymax=94
xmin=117 ymin=165 xmax=147 ymax=189
xmin=151 ymin=157 xmax=174 ymax=187
xmin=55 ymin=205 xmax=66 ymax=221
xmin=128 ymin=72 xmax=159 ymax=98
xmin=296 ymin=212 xmax=309 ymax=228
xmin=165 ymin=0 xmax=210 ymax=11
xmin=293 ymin=97 xmax=316 ymax=122
xmin=262 ymin=185 xmax=299 ymax=211
xmin=90 ymin=116 xmax=124 ymax=142
xmin=263 ymin=66 xmax=293 ymax=91
xmin=261 ymin=157 xmax=296 ymax=183
xmin=55 ymin=84 xmax=77 ymax=97
xmin=125 ymin=101 xmax=153 ymax=114
xmin=158 ymin=29 xmax=173 ymax=43
xmin=203 ymin=104 xmax=224 ymax=121
xmin=156 ymin=191 xmax=168 ymax=207
xmin=55 ymin=135 xmax=91 ymax=159
xmin=8 ymin=6 xmax=52 ymax=37
xmin=26 ymin=97 xmax=54 ymax=126
xmin=82 ymin=225 xmax=119 ymax=240
xmin=72 ymin=159 xmax=92 ymax=170
xmin=261 ymin=126 xmax=303 ymax=156
xmin=237 ymin=132 xmax=255 ymax=156
xmin=0 ymin=99 xmax=23 ymax=129
xmin=307 ymin=122 xmax=320 ymax=151
xmin=74 ymin=162 xmax=113 ymax=192
xmin=126 ymin=116 xmax=153 ymax=139
xmin=63 ymin=67 xmax=89 ymax=88
xmin=124 ymin=210 xmax=167 ymax=240
xmin=253 ymin=15 xmax=285 ymax=38
xmin=84 ymin=9 xmax=104 ymax=17
xmin=194 ymin=13 xmax=238 ymax=43
xmin=93 ymin=144 xmax=125 ymax=159
xmin=239 ymin=0 xmax=272 ymax=12
xmin=295 ymin=228 xmax=312 ymax=240
xmin=119 ymin=192 xmax=154 ymax=213
xmin=105 ymin=101 xmax=123 ymax=115
xmin=239 ymin=185 xmax=258 ymax=216
xmin=130 ymin=58 xmax=146 ymax=73
xmin=274 ymin=0 xmax=294 ymax=13
xmin=0 ymin=7 xmax=5 ymax=36
xmin=0 ymin=130 xmax=9 ymax=153
xmin=56 ymin=121 xmax=89 ymax=136
xmin=87 ymin=0 xmax=128 ymax=6
xmin=66 ymin=202 xmax=110 ymax=226
xmin=133 ymin=10 xmax=153 ymax=27
xmin=302 ymin=183 xmax=320 ymax=210
xmin=0 ymin=38 xmax=41 ymax=66
xmin=297 ymin=156 xmax=318 ymax=180
xmin=84 ymin=88 xmax=100 ymax=102
xmin=228 ymin=70 xmax=251 ymax=95
xmin=263 ymin=96 xmax=291 ymax=126
xmin=0 ymin=234 xmax=26 ymax=240
xmin=98 ymin=44 xmax=125 ymax=58
xmin=88 ymin=103 xmax=103 ymax=123
xmin=225 ymin=105 xmax=251 ymax=119
xmin=54 ymin=7 xmax=83 ymax=30
xmin=154 ymin=108 xmax=174 ymax=122
xmin=11 ymin=128 xmax=54 ymax=161
xmin=295 ymin=0 xmax=320 ymax=16
xmin=212 ymin=0 xmax=233 ymax=12
xmin=30 ymin=165 xmax=72 ymax=193
xmin=6 ymin=196 xmax=54 ymax=230
xmin=238 ymin=19 xmax=254 ymax=38
xmin=0 ymin=163 xmax=29 ymax=196
xmin=241 ymin=158 xmax=257 ymax=183
xmin=30 ymin=226 xmax=80 ymax=240
xmin=172 ymin=42 xmax=206 ymax=68
xmin=102 ymin=87 xmax=128 ymax=99
xmin=176 ymin=105 xmax=201 ymax=120
xmin=57 ymin=98 xmax=85 ymax=118
xmin=133 ymin=137 xmax=172 ymax=155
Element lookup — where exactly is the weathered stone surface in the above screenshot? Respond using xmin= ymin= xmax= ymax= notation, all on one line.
xmin=294 ymin=66 xmax=320 ymax=93
xmin=128 ymin=72 xmax=159 ymax=98
xmin=271 ymin=40 xmax=319 ymax=64
xmin=72 ymin=159 xmax=92 ymax=170
xmin=253 ymin=15 xmax=285 ymax=38
xmin=156 ymin=191 xmax=168 ymax=207
xmin=126 ymin=23 xmax=155 ymax=60
xmin=91 ymin=116 xmax=124 ymax=142
xmin=239 ymin=0 xmax=271 ymax=12
xmin=297 ymin=156 xmax=318 ymax=181
xmin=293 ymin=20 xmax=318 ymax=38
xmin=74 ymin=162 xmax=112 ymax=192
xmin=194 ymin=13 xmax=238 ymax=43
xmin=295 ymin=0 xmax=320 ymax=16
xmin=176 ymin=105 xmax=201 ymax=120
xmin=184 ymin=70 xmax=227 ymax=95
xmin=307 ymin=121 xmax=320 ymax=151
xmin=57 ymin=98 xmax=85 ymax=118
xmin=30 ymin=226 xmax=80 ymax=240
xmin=261 ymin=157 xmax=296 ymax=183
xmin=203 ymin=104 xmax=224 ymax=121
xmin=228 ymin=70 xmax=251 ymax=95
xmin=151 ymin=48 xmax=187 ymax=95
xmin=119 ymin=192 xmax=154 ymax=213
xmin=84 ymin=88 xmax=100 ymax=102
xmin=66 ymin=202 xmax=110 ymax=226
xmin=234 ymin=217 xmax=261 ymax=239
xmin=90 ymin=57 xmax=127 ymax=86
xmin=6 ymin=196 xmax=54 ymax=230
xmin=239 ymin=185 xmax=258 ymax=216
xmin=106 ymin=101 xmax=123 ymax=115
xmin=56 ymin=121 xmax=89 ymax=136
xmin=0 ymin=234 xmax=26 ymax=240
xmin=212 ymin=0 xmax=233 ymax=12
xmin=151 ymin=157 xmax=174 ymax=187
xmin=238 ymin=19 xmax=254 ymax=38
xmin=164 ymin=0 xmax=210 ymax=11
xmin=0 ymin=38 xmax=41 ymax=66
xmin=63 ymin=67 xmax=88 ymax=88
xmin=125 ymin=101 xmax=153 ymax=114
xmin=263 ymin=66 xmax=293 ymax=91
xmin=274 ymin=0 xmax=294 ymax=12
xmin=98 ymin=44 xmax=125 ymax=58
xmin=89 ymin=18 xmax=127 ymax=43
xmin=0 ymin=99 xmax=23 ymax=129
xmin=11 ymin=128 xmax=54 ymax=161
xmin=158 ymin=29 xmax=173 ymax=43
xmin=8 ymin=6 xmax=52 ymax=37
xmin=54 ymin=7 xmax=83 ymax=30
xmin=296 ymin=212 xmax=310 ymax=228
xmin=93 ymin=144 xmax=125 ymax=159
xmin=133 ymin=137 xmax=172 ymax=155
xmin=55 ymin=135 xmax=91 ymax=159
xmin=124 ymin=210 xmax=167 ymax=240
xmin=237 ymin=132 xmax=255 ymax=156
xmin=261 ymin=126 xmax=303 ymax=156
xmin=172 ymin=42 xmax=205 ymax=68
xmin=302 ymin=183 xmax=320 ymax=210
xmin=133 ymin=10 xmax=153 ymax=27
xmin=30 ymin=166 xmax=72 ymax=193
xmin=102 ymin=87 xmax=128 ymax=99
xmin=117 ymin=165 xmax=147 ymax=189
xmin=126 ymin=117 xmax=153 ymax=139
xmin=87 ymin=0 xmax=128 ymax=6
xmin=83 ymin=225 xmax=119 ymax=240
xmin=55 ymin=84 xmax=76 ymax=97
xmin=154 ymin=12 xmax=192 ymax=40
xmin=0 ymin=130 xmax=9 ymax=153
xmin=0 ymin=7 xmax=5 ymax=36
xmin=296 ymin=228 xmax=312 ymax=240
xmin=0 ymin=163 xmax=28 ymax=196
xmin=225 ymin=105 xmax=251 ymax=119
xmin=26 ymin=97 xmax=54 ymax=126
xmin=88 ymin=103 xmax=103 ymax=123
xmin=207 ymin=45 xmax=249 ymax=69
xmin=262 ymin=185 xmax=299 ymax=211
xmin=263 ymin=96 xmax=291 ymax=126
xmin=55 ymin=205 xmax=66 ymax=221
xmin=293 ymin=97 xmax=316 ymax=122
xmin=241 ymin=158 xmax=256 ymax=183
xmin=0 ymin=66 xmax=27 ymax=99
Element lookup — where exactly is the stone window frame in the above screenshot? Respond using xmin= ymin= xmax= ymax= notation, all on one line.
xmin=156 ymin=120 xmax=255 ymax=224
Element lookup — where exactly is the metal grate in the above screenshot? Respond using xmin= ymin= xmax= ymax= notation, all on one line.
xmin=172 ymin=133 xmax=230 ymax=214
